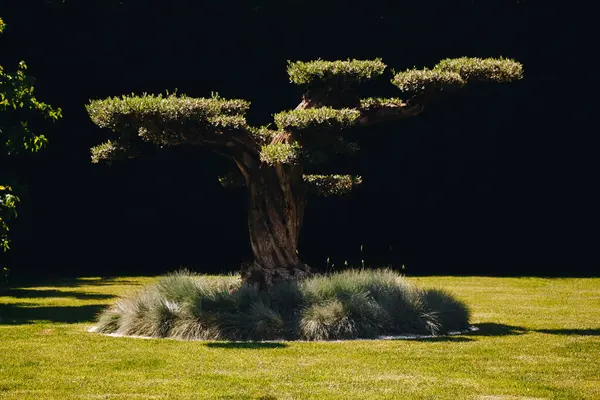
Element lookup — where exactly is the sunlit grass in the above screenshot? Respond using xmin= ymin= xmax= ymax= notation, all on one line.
xmin=1 ymin=275 xmax=599 ymax=399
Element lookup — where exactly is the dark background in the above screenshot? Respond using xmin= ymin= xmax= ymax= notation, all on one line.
xmin=0 ymin=0 xmax=578 ymax=279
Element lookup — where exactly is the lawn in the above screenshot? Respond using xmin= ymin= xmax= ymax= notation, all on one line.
xmin=1 ymin=276 xmax=598 ymax=399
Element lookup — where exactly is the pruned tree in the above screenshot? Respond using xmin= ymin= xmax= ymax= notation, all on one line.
xmin=87 ymin=57 xmax=523 ymax=288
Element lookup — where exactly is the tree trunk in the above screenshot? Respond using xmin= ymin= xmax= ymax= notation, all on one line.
xmin=240 ymin=163 xmax=311 ymax=289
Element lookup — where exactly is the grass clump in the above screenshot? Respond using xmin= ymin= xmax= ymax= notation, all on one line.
xmin=422 ymin=289 xmax=470 ymax=332
xmin=93 ymin=269 xmax=470 ymax=341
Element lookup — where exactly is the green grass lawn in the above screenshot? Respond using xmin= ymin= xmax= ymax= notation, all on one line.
xmin=1 ymin=276 xmax=598 ymax=399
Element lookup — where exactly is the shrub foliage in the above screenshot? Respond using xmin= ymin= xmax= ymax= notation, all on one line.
xmin=434 ymin=57 xmax=523 ymax=83
xmin=274 ymin=107 xmax=360 ymax=131
xmin=260 ymin=142 xmax=302 ymax=165
xmin=94 ymin=269 xmax=470 ymax=341
xmin=90 ymin=140 xmax=135 ymax=164
xmin=392 ymin=69 xmax=465 ymax=94
xmin=87 ymin=57 xmax=523 ymax=180
xmin=359 ymin=97 xmax=405 ymax=110
xmin=303 ymin=174 xmax=362 ymax=197
xmin=87 ymin=93 xmax=249 ymax=131
xmin=287 ymin=59 xmax=386 ymax=85
xmin=86 ymin=93 xmax=250 ymax=150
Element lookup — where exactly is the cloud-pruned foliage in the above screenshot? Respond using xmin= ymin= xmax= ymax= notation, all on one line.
xmin=435 ymin=57 xmax=523 ymax=84
xmin=86 ymin=93 xmax=249 ymax=132
xmin=392 ymin=69 xmax=465 ymax=94
xmin=287 ymin=59 xmax=386 ymax=85
xmin=303 ymin=174 xmax=362 ymax=196
xmin=274 ymin=107 xmax=360 ymax=131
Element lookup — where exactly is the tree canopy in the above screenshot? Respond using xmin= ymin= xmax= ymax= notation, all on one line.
xmin=87 ymin=56 xmax=523 ymax=201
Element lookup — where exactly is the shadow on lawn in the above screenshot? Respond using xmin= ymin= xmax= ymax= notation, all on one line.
xmin=535 ymin=328 xmax=600 ymax=336
xmin=466 ymin=323 xmax=528 ymax=337
xmin=412 ymin=323 xmax=527 ymax=342
xmin=15 ymin=277 xmax=141 ymax=288
xmin=413 ymin=336 xmax=475 ymax=342
xmin=0 ymin=288 xmax=114 ymax=300
xmin=0 ymin=303 xmax=105 ymax=325
xmin=205 ymin=342 xmax=288 ymax=349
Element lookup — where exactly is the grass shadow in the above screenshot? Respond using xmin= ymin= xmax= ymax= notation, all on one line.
xmin=466 ymin=323 xmax=527 ymax=337
xmin=0 ymin=288 xmax=114 ymax=300
xmin=10 ymin=277 xmax=142 ymax=289
xmin=412 ymin=336 xmax=474 ymax=342
xmin=535 ymin=328 xmax=600 ymax=336
xmin=408 ymin=323 xmax=527 ymax=342
xmin=205 ymin=342 xmax=288 ymax=349
xmin=0 ymin=303 xmax=105 ymax=325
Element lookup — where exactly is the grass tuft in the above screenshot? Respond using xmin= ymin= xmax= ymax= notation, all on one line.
xmin=300 ymin=299 xmax=352 ymax=340
xmin=423 ymin=288 xmax=471 ymax=333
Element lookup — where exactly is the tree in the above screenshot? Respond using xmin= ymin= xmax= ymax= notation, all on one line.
xmin=0 ymin=17 xmax=62 ymax=280
xmin=87 ymin=57 xmax=522 ymax=288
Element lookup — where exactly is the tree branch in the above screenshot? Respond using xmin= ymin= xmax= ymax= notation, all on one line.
xmin=87 ymin=94 xmax=263 ymax=163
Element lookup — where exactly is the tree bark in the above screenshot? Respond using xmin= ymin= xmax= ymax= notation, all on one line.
xmin=237 ymin=88 xmax=369 ymax=288
xmin=240 ymin=162 xmax=311 ymax=289
xmin=230 ymin=86 xmax=425 ymax=288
